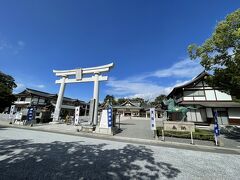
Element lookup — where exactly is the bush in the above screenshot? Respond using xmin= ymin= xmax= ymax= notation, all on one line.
xmin=156 ymin=127 xmax=214 ymax=141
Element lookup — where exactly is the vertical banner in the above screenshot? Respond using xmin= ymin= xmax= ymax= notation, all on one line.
xmin=214 ymin=110 xmax=220 ymax=145
xmin=27 ymin=106 xmax=36 ymax=122
xmin=107 ymin=107 xmax=112 ymax=127
xmin=9 ymin=105 xmax=15 ymax=120
xmin=150 ymin=108 xmax=156 ymax=130
xmin=75 ymin=106 xmax=80 ymax=125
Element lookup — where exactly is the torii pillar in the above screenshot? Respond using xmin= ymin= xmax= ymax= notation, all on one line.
xmin=52 ymin=63 xmax=114 ymax=125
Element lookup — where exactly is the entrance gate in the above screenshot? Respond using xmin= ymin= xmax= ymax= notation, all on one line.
xmin=52 ymin=63 xmax=114 ymax=125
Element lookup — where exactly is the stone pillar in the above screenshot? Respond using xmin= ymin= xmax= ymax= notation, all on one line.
xmin=84 ymin=104 xmax=88 ymax=116
xmin=93 ymin=73 xmax=99 ymax=125
xmin=53 ymin=76 xmax=67 ymax=122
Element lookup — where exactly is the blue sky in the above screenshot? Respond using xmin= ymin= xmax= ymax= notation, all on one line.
xmin=0 ymin=0 xmax=239 ymax=102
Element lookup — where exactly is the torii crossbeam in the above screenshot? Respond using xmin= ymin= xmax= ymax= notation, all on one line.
xmin=52 ymin=63 xmax=114 ymax=125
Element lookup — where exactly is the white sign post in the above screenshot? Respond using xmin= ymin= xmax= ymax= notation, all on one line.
xmin=74 ymin=106 xmax=80 ymax=125
xmin=150 ymin=108 xmax=157 ymax=139
xmin=9 ymin=105 xmax=15 ymax=123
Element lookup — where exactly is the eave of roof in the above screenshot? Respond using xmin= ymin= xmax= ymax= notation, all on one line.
xmin=180 ymin=101 xmax=240 ymax=108
xmin=113 ymin=106 xmax=143 ymax=110
xmin=15 ymin=88 xmax=87 ymax=104
xmin=168 ymin=71 xmax=210 ymax=98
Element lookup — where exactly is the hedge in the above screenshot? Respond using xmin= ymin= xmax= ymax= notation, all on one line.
xmin=156 ymin=127 xmax=214 ymax=141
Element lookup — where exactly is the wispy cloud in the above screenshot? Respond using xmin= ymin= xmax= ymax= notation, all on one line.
xmin=0 ymin=40 xmax=12 ymax=50
xmin=14 ymin=83 xmax=26 ymax=93
xmin=106 ymin=78 xmax=172 ymax=100
xmin=106 ymin=58 xmax=203 ymax=100
xmin=14 ymin=82 xmax=45 ymax=93
xmin=151 ymin=58 xmax=203 ymax=78
xmin=0 ymin=35 xmax=25 ymax=54
xmin=35 ymin=84 xmax=45 ymax=89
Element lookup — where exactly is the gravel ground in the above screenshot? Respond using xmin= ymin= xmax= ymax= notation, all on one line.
xmin=0 ymin=127 xmax=240 ymax=180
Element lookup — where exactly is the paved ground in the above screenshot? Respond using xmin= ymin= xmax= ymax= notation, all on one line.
xmin=0 ymin=127 xmax=239 ymax=180
xmin=116 ymin=119 xmax=214 ymax=146
xmin=115 ymin=119 xmax=154 ymax=140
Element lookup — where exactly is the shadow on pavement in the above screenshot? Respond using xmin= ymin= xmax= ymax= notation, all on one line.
xmin=0 ymin=139 xmax=181 ymax=179
xmin=221 ymin=126 xmax=240 ymax=142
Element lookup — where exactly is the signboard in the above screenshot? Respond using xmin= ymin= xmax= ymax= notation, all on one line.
xmin=9 ymin=105 xmax=15 ymax=120
xmin=150 ymin=108 xmax=156 ymax=130
xmin=27 ymin=106 xmax=36 ymax=122
xmin=75 ymin=106 xmax=80 ymax=125
xmin=100 ymin=107 xmax=112 ymax=128
xmin=107 ymin=107 xmax=113 ymax=127
xmin=100 ymin=110 xmax=108 ymax=128
xmin=163 ymin=121 xmax=195 ymax=132
xmin=214 ymin=111 xmax=220 ymax=136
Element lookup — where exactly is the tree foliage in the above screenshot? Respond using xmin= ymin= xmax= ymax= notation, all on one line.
xmin=188 ymin=9 xmax=240 ymax=99
xmin=150 ymin=94 xmax=167 ymax=106
xmin=0 ymin=71 xmax=17 ymax=112
xmin=103 ymin=95 xmax=117 ymax=105
xmin=117 ymin=98 xmax=126 ymax=105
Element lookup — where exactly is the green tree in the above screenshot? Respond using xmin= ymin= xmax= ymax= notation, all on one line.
xmin=117 ymin=98 xmax=126 ymax=105
xmin=0 ymin=71 xmax=17 ymax=112
xmin=103 ymin=95 xmax=117 ymax=105
xmin=150 ymin=94 xmax=166 ymax=106
xmin=188 ymin=9 xmax=240 ymax=99
xmin=154 ymin=94 xmax=166 ymax=104
xmin=130 ymin=97 xmax=145 ymax=104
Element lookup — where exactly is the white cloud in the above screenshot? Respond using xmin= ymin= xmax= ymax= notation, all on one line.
xmin=0 ymin=37 xmax=25 ymax=54
xmin=14 ymin=83 xmax=26 ymax=93
xmin=17 ymin=41 xmax=25 ymax=48
xmin=13 ymin=83 xmax=45 ymax=94
xmin=35 ymin=84 xmax=45 ymax=89
xmin=106 ymin=58 xmax=202 ymax=100
xmin=0 ymin=40 xmax=12 ymax=50
xmin=106 ymin=79 xmax=172 ymax=101
xmin=151 ymin=58 xmax=203 ymax=78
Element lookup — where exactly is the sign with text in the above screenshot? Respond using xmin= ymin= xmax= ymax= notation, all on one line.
xmin=100 ymin=108 xmax=112 ymax=128
xmin=9 ymin=105 xmax=15 ymax=120
xmin=27 ymin=107 xmax=36 ymax=122
xmin=107 ymin=107 xmax=113 ymax=127
xmin=75 ymin=106 xmax=80 ymax=125
xmin=150 ymin=108 xmax=156 ymax=130
xmin=214 ymin=111 xmax=220 ymax=136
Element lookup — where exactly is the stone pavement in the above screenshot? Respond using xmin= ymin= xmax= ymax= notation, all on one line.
xmin=115 ymin=118 xmax=214 ymax=147
xmin=0 ymin=127 xmax=240 ymax=180
xmin=0 ymin=119 xmax=240 ymax=154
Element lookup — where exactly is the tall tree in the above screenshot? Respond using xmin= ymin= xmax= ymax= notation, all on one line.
xmin=103 ymin=95 xmax=117 ymax=105
xmin=154 ymin=95 xmax=167 ymax=104
xmin=150 ymin=94 xmax=167 ymax=106
xmin=0 ymin=71 xmax=17 ymax=112
xmin=117 ymin=98 xmax=126 ymax=105
xmin=188 ymin=9 xmax=240 ymax=99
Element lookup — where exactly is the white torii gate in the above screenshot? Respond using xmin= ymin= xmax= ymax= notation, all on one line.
xmin=52 ymin=63 xmax=114 ymax=125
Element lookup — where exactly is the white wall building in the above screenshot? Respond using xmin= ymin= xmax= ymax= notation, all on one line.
xmin=168 ymin=71 xmax=240 ymax=125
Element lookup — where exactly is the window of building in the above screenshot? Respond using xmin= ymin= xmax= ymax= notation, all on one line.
xmin=184 ymin=90 xmax=204 ymax=97
xmin=20 ymin=97 xmax=25 ymax=101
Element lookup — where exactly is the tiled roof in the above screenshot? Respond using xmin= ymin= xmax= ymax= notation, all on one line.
xmin=168 ymin=71 xmax=210 ymax=97
xmin=15 ymin=88 xmax=86 ymax=104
